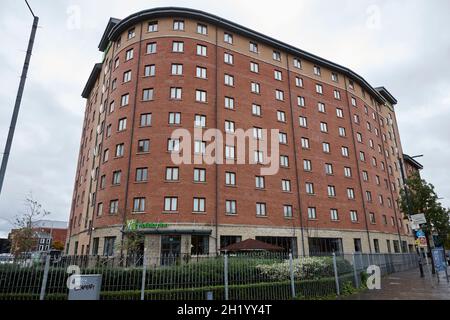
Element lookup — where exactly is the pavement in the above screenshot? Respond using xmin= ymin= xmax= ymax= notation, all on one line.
xmin=343 ymin=267 xmax=450 ymax=300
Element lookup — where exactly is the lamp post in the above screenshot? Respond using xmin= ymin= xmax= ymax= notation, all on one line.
xmin=0 ymin=1 xmax=39 ymax=196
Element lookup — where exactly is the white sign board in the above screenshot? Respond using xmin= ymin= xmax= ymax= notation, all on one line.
xmin=410 ymin=213 xmax=426 ymax=225
xmin=68 ymin=274 xmax=102 ymax=300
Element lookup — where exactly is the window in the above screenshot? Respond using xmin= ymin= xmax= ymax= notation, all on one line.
xmin=350 ymin=210 xmax=358 ymax=222
xmin=194 ymin=168 xmax=206 ymax=182
xmin=347 ymin=188 xmax=355 ymax=200
xmin=341 ymin=146 xmax=349 ymax=157
xmin=322 ymin=142 xmax=330 ymax=153
xmin=274 ymin=70 xmax=282 ymax=81
xmin=225 ymin=172 xmax=236 ymax=186
xmin=196 ymin=66 xmax=207 ymax=79
xmin=164 ymin=197 xmax=178 ymax=212
xmin=115 ymin=143 xmax=124 ymax=157
xmin=318 ymin=102 xmax=326 ymax=113
xmin=354 ymin=114 xmax=360 ymax=124
xmin=299 ymin=116 xmax=308 ymax=127
xmin=165 ymin=167 xmax=179 ymax=181
xmin=256 ymin=203 xmax=267 ymax=216
xmin=359 ymin=151 xmax=365 ymax=162
xmin=273 ymin=50 xmax=281 ymax=61
xmin=127 ymin=28 xmax=135 ymax=39
xmin=330 ymin=209 xmax=339 ymax=221
xmin=251 ymin=82 xmax=260 ymax=94
xmin=351 ymin=97 xmax=357 ymax=106
xmin=125 ymin=48 xmax=134 ymax=61
xmin=331 ymin=72 xmax=338 ymax=82
xmin=252 ymin=104 xmax=261 ymax=116
xmin=252 ymin=150 xmax=263 ymax=163
xmin=356 ymin=132 xmax=363 ymax=143
xmin=173 ymin=20 xmax=184 ymax=31
xmin=295 ymin=77 xmax=303 ymax=87
xmin=144 ymin=64 xmax=155 ymax=77
xmin=250 ymin=62 xmax=259 ymax=73
xmin=167 ymin=138 xmax=180 ymax=152
xmin=172 ymin=41 xmax=184 ymax=52
xmin=138 ymin=139 xmax=150 ymax=153
xmin=224 ymin=74 xmax=234 ymax=86
xmin=103 ymin=149 xmax=109 ymax=162
xmin=196 ymin=90 xmax=207 ymax=102
xmin=277 ymin=110 xmax=286 ymax=122
xmin=306 ymin=182 xmax=314 ymax=194
xmin=225 ymin=97 xmax=235 ymax=110
xmin=197 ymin=23 xmax=208 ymax=35
xmin=226 ymin=200 xmax=237 ymax=214
xmin=301 ymin=137 xmax=310 ymax=149
xmin=308 ymin=207 xmax=317 ymax=219
xmin=97 ymin=203 xmax=103 ymax=217
xmin=255 ymin=176 xmax=265 ymax=189
xmin=194 ymin=114 xmax=206 ymax=128
xmin=171 ymin=64 xmax=183 ymax=76
xmin=369 ymin=212 xmax=376 ymax=224
xmin=224 ymin=32 xmax=233 ymax=44
xmin=224 ymin=52 xmax=234 ymax=64
xmin=327 ymin=185 xmax=336 ymax=197
xmin=275 ymin=90 xmax=284 ymax=101
xmin=297 ymin=96 xmax=305 ymax=107
xmin=146 ymin=42 xmax=157 ymax=54
xmin=136 ymin=168 xmax=148 ymax=182
xmin=114 ymin=57 xmax=119 ymax=69
xmin=316 ymin=84 xmax=323 ymax=94
xmin=109 ymin=200 xmax=119 ymax=215
xmin=133 ymin=197 xmax=145 ymax=213
xmin=112 ymin=171 xmax=121 ymax=185
xmin=348 ymin=80 xmax=354 ymax=90
xmin=142 ymin=88 xmax=154 ymax=101
xmin=334 ymin=90 xmax=341 ymax=100
xmin=225 ymin=120 xmax=235 ymax=133
xmin=197 ymin=44 xmax=207 ymax=56
xmin=382 ymin=214 xmax=387 ymax=225
xmin=325 ymin=163 xmax=333 ymax=175
xmin=103 ymin=237 xmax=116 ymax=256
xmin=344 ymin=167 xmax=352 ymax=177
xmin=194 ymin=140 xmax=206 ymax=154
xmin=284 ymin=205 xmax=293 ymax=218
xmin=313 ymin=65 xmax=321 ymax=76
xmin=293 ymin=58 xmax=302 ymax=69
xmin=320 ymin=122 xmax=328 ymax=133
xmin=336 ymin=108 xmax=344 ymax=118
xmin=148 ymin=21 xmax=158 ymax=32
xmin=112 ymin=78 xmax=117 ymax=90
xmin=109 ymin=101 xmax=115 ymax=113
xmin=169 ymin=112 xmax=181 ymax=124
xmin=338 ymin=127 xmax=346 ymax=137
xmin=279 ymin=132 xmax=287 ymax=144
xmin=118 ymin=118 xmax=127 ymax=131
xmin=249 ymin=41 xmax=258 ymax=53
xmin=100 ymin=175 xmax=106 ymax=189
xmin=140 ymin=113 xmax=152 ymax=127
xmin=282 ymin=179 xmax=291 ymax=192
xmin=280 ymin=155 xmax=289 ymax=167
xmin=366 ymin=191 xmax=372 ymax=202
xmin=170 ymin=87 xmax=182 ymax=100
xmin=303 ymin=159 xmax=312 ymax=171
xmin=121 ymin=94 xmax=129 ymax=106
xmin=193 ymin=198 xmax=206 ymax=213
xmin=226 ymin=145 xmax=235 ymax=159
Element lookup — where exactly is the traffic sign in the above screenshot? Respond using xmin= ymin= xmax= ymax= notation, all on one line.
xmin=416 ymin=230 xmax=425 ymax=238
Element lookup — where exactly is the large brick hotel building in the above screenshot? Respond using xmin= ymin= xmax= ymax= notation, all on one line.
xmin=66 ymin=7 xmax=416 ymax=258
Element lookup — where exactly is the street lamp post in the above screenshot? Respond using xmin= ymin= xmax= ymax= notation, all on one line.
xmin=0 ymin=1 xmax=39 ymax=196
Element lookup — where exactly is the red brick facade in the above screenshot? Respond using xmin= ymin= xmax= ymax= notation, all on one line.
xmin=66 ymin=8 xmax=415 ymax=256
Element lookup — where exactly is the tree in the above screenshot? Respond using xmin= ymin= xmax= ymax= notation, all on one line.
xmin=11 ymin=194 xmax=50 ymax=255
xmin=52 ymin=240 xmax=65 ymax=251
xmin=399 ymin=172 xmax=450 ymax=245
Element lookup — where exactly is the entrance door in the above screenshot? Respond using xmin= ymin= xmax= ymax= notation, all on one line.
xmin=161 ymin=235 xmax=181 ymax=266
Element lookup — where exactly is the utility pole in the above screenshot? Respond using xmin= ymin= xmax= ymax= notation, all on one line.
xmin=0 ymin=1 xmax=39 ymax=196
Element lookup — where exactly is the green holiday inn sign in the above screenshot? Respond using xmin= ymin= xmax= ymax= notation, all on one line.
xmin=126 ymin=219 xmax=169 ymax=231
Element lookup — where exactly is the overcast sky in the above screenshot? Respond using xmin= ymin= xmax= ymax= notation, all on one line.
xmin=1 ymin=0 xmax=449 ymax=238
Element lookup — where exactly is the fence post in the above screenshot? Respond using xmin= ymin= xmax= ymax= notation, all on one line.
xmin=352 ymin=253 xmax=360 ymax=288
xmin=224 ymin=253 xmax=229 ymax=300
xmin=332 ymin=252 xmax=340 ymax=296
xmin=39 ymin=255 xmax=50 ymax=301
xmin=289 ymin=252 xmax=296 ymax=298
xmin=141 ymin=248 xmax=147 ymax=301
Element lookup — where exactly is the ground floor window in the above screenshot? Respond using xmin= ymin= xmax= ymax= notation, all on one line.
xmin=353 ymin=238 xmax=362 ymax=252
xmin=191 ymin=235 xmax=209 ymax=255
xmin=373 ymin=239 xmax=380 ymax=253
xmin=408 ymin=244 xmax=414 ymax=253
xmin=393 ymin=240 xmax=400 ymax=253
xmin=92 ymin=238 xmax=99 ymax=255
xmin=220 ymin=235 xmax=241 ymax=249
xmin=255 ymin=236 xmax=297 ymax=255
xmin=387 ymin=240 xmax=392 ymax=253
xmin=103 ymin=236 xmax=116 ymax=256
xmin=308 ymin=237 xmax=343 ymax=255
xmin=401 ymin=241 xmax=408 ymax=253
